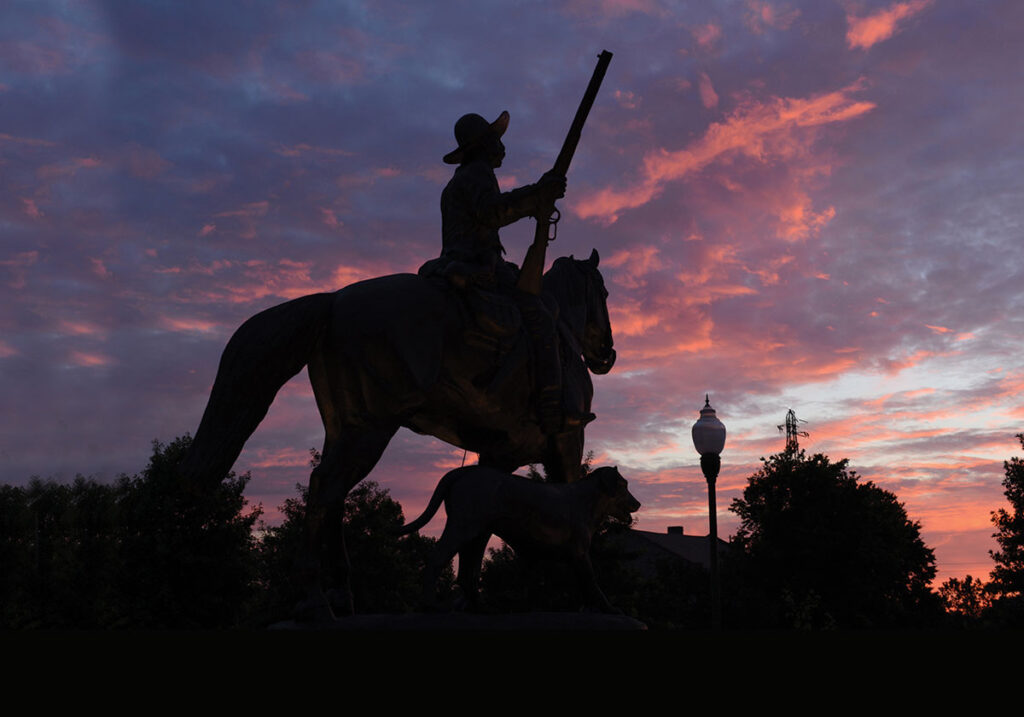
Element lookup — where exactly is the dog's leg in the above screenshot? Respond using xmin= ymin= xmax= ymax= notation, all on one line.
xmin=422 ymin=529 xmax=461 ymax=612
xmin=456 ymin=533 xmax=491 ymax=612
xmin=575 ymin=554 xmax=620 ymax=614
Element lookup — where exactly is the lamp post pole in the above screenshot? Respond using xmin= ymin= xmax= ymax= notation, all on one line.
xmin=692 ymin=395 xmax=726 ymax=630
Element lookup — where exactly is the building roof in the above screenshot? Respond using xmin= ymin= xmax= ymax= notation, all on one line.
xmin=621 ymin=528 xmax=731 ymax=574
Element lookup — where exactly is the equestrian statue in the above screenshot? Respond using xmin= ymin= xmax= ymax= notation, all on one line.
xmin=179 ymin=51 xmax=615 ymax=620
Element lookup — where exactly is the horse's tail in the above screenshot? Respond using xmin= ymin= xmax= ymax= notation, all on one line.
xmin=394 ymin=468 xmax=463 ymax=536
xmin=179 ymin=292 xmax=335 ymax=487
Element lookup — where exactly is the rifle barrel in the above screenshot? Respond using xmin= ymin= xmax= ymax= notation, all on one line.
xmin=552 ymin=50 xmax=613 ymax=176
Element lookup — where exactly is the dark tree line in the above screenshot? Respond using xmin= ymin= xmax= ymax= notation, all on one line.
xmin=0 ymin=437 xmax=439 ymax=628
xmin=726 ymin=448 xmax=942 ymax=629
xmin=937 ymin=433 xmax=1024 ymax=627
xmin=254 ymin=450 xmax=447 ymax=624
xmin=0 ymin=436 xmax=260 ymax=628
xmin=7 ymin=433 xmax=1021 ymax=629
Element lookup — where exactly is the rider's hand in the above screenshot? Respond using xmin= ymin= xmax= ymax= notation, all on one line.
xmin=538 ymin=170 xmax=567 ymax=202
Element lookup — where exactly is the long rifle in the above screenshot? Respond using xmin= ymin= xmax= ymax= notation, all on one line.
xmin=516 ymin=50 xmax=613 ymax=295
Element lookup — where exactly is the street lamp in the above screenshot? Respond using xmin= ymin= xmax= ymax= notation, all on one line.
xmin=692 ymin=394 xmax=726 ymax=629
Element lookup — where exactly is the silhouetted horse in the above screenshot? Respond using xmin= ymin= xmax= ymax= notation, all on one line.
xmin=179 ymin=249 xmax=615 ymax=619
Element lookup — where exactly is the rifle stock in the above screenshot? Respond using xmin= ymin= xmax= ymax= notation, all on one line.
xmin=517 ymin=50 xmax=613 ymax=295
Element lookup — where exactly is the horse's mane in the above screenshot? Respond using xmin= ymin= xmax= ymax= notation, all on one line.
xmin=542 ymin=255 xmax=586 ymax=310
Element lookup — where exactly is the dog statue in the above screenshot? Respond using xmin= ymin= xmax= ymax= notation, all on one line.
xmin=397 ymin=464 xmax=641 ymax=613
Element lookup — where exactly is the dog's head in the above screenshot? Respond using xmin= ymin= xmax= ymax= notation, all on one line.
xmin=590 ymin=466 xmax=642 ymax=522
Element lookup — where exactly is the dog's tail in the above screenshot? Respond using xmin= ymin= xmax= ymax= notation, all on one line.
xmin=395 ymin=468 xmax=463 ymax=536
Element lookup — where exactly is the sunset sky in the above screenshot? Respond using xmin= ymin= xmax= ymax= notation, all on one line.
xmin=3 ymin=0 xmax=1022 ymax=585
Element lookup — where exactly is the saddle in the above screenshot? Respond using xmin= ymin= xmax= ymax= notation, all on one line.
xmin=418 ymin=257 xmax=583 ymax=434
xmin=419 ymin=257 xmax=525 ymax=361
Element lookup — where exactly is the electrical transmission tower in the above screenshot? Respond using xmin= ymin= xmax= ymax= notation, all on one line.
xmin=778 ymin=408 xmax=809 ymax=452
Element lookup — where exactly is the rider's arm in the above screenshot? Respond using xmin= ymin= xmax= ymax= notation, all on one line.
xmin=463 ymin=163 xmax=565 ymax=228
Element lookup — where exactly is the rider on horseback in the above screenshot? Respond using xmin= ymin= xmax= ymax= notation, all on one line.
xmin=419 ymin=110 xmax=587 ymax=435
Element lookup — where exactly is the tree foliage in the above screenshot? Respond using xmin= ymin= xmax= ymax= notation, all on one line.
xmin=0 ymin=436 xmax=261 ymax=628
xmin=254 ymin=450 xmax=448 ymax=621
xmin=977 ymin=433 xmax=1024 ymax=626
xmin=989 ymin=434 xmax=1024 ymax=598
xmin=729 ymin=449 xmax=940 ymax=628
xmin=1 ymin=438 xmax=455 ymax=628
xmin=938 ymin=575 xmax=991 ymax=623
xmin=118 ymin=435 xmax=262 ymax=628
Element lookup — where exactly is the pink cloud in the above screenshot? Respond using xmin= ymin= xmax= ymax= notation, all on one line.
xmin=0 ymin=40 xmax=68 ymax=74
xmin=614 ymin=89 xmax=639 ymax=110
xmin=36 ymin=156 xmax=102 ymax=180
xmin=742 ymin=253 xmax=794 ymax=286
xmin=295 ymin=49 xmax=365 ymax=85
xmin=158 ymin=316 xmax=223 ymax=334
xmin=246 ymin=446 xmax=312 ymax=470
xmin=497 ymin=174 xmax=519 ymax=192
xmin=774 ymin=193 xmax=835 ymax=241
xmin=68 ymin=350 xmax=113 ymax=368
xmin=124 ymin=143 xmax=171 ymax=179
xmin=610 ymin=298 xmax=669 ymax=338
xmin=275 ymin=143 xmax=352 ymax=158
xmin=57 ymin=320 xmax=105 ymax=338
xmin=574 ymin=80 xmax=875 ymax=223
xmin=698 ymin=71 xmax=719 ymax=109
xmin=565 ymin=0 xmax=665 ymax=18
xmin=20 ymin=198 xmax=43 ymax=218
xmin=320 ymin=208 xmax=341 ymax=228
xmin=213 ymin=200 xmax=270 ymax=239
xmin=331 ymin=263 xmax=392 ymax=288
xmin=0 ymin=133 xmax=56 ymax=147
xmin=166 ymin=257 xmax=395 ymax=307
xmin=605 ymin=244 xmax=664 ymax=288
xmin=90 ymin=258 xmax=111 ymax=279
xmin=878 ymin=349 xmax=938 ymax=374
xmin=213 ymin=201 xmax=269 ymax=219
xmin=744 ymin=1 xmax=800 ymax=34
xmin=846 ymin=0 xmax=933 ymax=50
xmin=1 ymin=250 xmax=39 ymax=289
xmin=691 ymin=22 xmax=722 ymax=52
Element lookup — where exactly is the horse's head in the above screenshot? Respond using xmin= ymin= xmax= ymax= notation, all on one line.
xmin=545 ymin=249 xmax=616 ymax=375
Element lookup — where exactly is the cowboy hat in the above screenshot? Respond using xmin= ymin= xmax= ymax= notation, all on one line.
xmin=442 ymin=110 xmax=509 ymax=164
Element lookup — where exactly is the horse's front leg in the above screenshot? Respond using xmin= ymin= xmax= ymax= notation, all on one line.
xmin=543 ymin=428 xmax=586 ymax=483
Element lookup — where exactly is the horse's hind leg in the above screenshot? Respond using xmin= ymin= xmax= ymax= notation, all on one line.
xmin=299 ymin=423 xmax=397 ymax=620
xmin=295 ymin=338 xmax=401 ymax=620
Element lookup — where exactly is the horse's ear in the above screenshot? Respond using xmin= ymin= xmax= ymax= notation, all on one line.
xmin=588 ymin=248 xmax=599 ymax=267
xmin=569 ymin=254 xmax=575 ymax=261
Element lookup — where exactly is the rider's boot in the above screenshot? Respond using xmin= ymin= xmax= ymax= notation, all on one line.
xmin=519 ymin=295 xmax=594 ymax=435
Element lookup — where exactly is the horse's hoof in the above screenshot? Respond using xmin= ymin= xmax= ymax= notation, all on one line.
xmin=293 ymin=596 xmax=337 ymax=624
xmin=326 ymin=588 xmax=355 ymax=617
xmin=331 ymin=589 xmax=360 ymax=614
xmin=418 ymin=601 xmax=449 ymax=614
